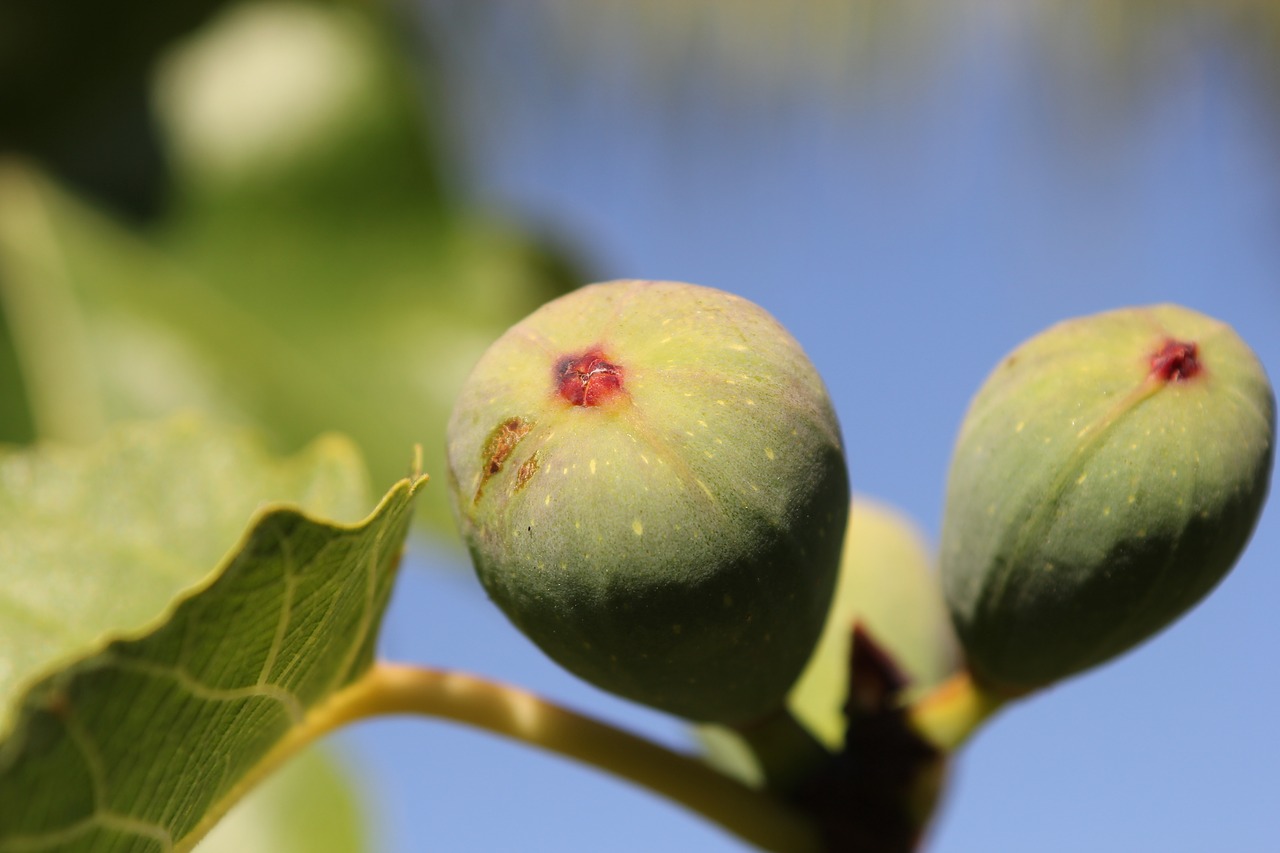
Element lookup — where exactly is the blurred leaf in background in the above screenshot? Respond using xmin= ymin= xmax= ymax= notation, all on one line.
xmin=0 ymin=0 xmax=581 ymax=535
xmin=0 ymin=0 xmax=226 ymax=218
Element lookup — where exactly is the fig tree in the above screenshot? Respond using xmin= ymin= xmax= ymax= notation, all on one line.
xmin=941 ymin=305 xmax=1274 ymax=693
xmin=446 ymin=280 xmax=849 ymax=723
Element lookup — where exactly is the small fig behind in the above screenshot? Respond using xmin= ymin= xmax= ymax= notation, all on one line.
xmin=789 ymin=498 xmax=959 ymax=749
xmin=941 ymin=305 xmax=1274 ymax=693
xmin=446 ymin=280 xmax=849 ymax=723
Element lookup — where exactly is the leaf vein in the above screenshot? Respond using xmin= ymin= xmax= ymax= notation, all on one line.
xmin=59 ymin=707 xmax=107 ymax=812
xmin=0 ymin=810 xmax=173 ymax=853
xmin=329 ymin=523 xmax=388 ymax=692
xmin=257 ymin=530 xmax=297 ymax=686
xmin=105 ymin=656 xmax=304 ymax=724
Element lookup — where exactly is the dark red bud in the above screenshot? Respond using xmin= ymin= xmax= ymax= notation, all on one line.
xmin=1150 ymin=339 xmax=1200 ymax=382
xmin=555 ymin=348 xmax=625 ymax=406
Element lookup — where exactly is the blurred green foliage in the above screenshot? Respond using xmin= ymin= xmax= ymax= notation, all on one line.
xmin=0 ymin=0 xmax=228 ymax=216
xmin=0 ymin=0 xmax=580 ymax=535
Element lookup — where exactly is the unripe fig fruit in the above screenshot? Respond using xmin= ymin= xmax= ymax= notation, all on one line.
xmin=941 ymin=305 xmax=1274 ymax=693
xmin=446 ymin=280 xmax=849 ymax=723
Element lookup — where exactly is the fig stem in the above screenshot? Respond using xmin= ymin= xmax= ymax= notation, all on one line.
xmin=732 ymin=706 xmax=835 ymax=796
xmin=905 ymin=670 xmax=1006 ymax=752
xmin=188 ymin=661 xmax=824 ymax=853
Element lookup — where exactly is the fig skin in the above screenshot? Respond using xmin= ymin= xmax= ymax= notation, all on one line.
xmin=446 ymin=280 xmax=849 ymax=723
xmin=941 ymin=305 xmax=1274 ymax=693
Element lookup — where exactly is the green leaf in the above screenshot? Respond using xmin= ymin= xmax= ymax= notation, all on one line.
xmin=0 ymin=416 xmax=423 ymax=851
xmin=196 ymin=746 xmax=367 ymax=853
xmin=788 ymin=497 xmax=960 ymax=749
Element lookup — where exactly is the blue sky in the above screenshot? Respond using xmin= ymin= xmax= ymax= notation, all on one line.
xmin=342 ymin=7 xmax=1280 ymax=851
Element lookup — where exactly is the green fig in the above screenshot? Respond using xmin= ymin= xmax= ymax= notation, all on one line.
xmin=446 ymin=280 xmax=849 ymax=723
xmin=941 ymin=305 xmax=1274 ymax=693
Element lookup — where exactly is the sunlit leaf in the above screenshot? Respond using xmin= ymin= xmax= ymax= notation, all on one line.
xmin=0 ymin=416 xmax=423 ymax=851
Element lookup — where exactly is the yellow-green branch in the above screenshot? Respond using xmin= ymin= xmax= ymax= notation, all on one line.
xmin=183 ymin=661 xmax=824 ymax=853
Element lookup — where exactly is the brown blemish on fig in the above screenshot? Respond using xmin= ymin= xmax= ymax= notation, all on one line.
xmin=476 ymin=416 xmax=531 ymax=503
xmin=1150 ymin=339 xmax=1201 ymax=382
xmin=555 ymin=347 xmax=625 ymax=406
xmin=515 ymin=452 xmax=540 ymax=491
